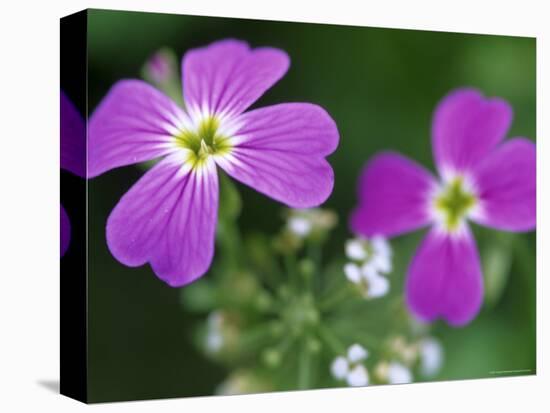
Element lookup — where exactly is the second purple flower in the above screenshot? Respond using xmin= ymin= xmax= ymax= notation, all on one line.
xmin=350 ymin=88 xmax=535 ymax=326
xmin=89 ymin=39 xmax=340 ymax=287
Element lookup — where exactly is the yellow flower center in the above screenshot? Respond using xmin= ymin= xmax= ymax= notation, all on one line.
xmin=175 ymin=116 xmax=232 ymax=167
xmin=434 ymin=177 xmax=477 ymax=231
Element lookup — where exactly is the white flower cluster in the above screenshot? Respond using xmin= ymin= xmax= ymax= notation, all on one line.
xmin=216 ymin=370 xmax=271 ymax=396
xmin=330 ymin=336 xmax=443 ymax=387
xmin=286 ymin=208 xmax=337 ymax=238
xmin=344 ymin=236 xmax=392 ymax=299
xmin=375 ymin=360 xmax=413 ymax=384
xmin=419 ymin=337 xmax=444 ymax=377
xmin=330 ymin=344 xmax=370 ymax=387
xmin=205 ymin=311 xmax=224 ymax=353
xmin=373 ymin=336 xmax=444 ymax=385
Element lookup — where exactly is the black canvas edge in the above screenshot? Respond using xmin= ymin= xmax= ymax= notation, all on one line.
xmin=60 ymin=9 xmax=88 ymax=404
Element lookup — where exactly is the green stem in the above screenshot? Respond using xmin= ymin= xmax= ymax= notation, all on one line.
xmin=238 ymin=326 xmax=280 ymax=357
xmin=298 ymin=339 xmax=312 ymax=389
xmin=284 ymin=252 xmax=300 ymax=290
xmin=319 ymin=284 xmax=355 ymax=312
xmin=350 ymin=331 xmax=383 ymax=351
xmin=307 ymin=241 xmax=322 ymax=294
xmin=317 ymin=324 xmax=345 ymax=355
xmin=219 ymin=222 xmax=241 ymax=270
xmin=261 ymin=260 xmax=283 ymax=291
xmin=512 ymin=236 xmax=536 ymax=328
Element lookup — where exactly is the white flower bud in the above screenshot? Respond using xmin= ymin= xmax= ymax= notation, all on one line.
xmin=420 ymin=338 xmax=444 ymax=377
xmin=345 ymin=238 xmax=367 ymax=261
xmin=331 ymin=356 xmax=349 ymax=380
xmin=348 ymin=343 xmax=369 ymax=363
xmin=288 ymin=216 xmax=312 ymax=237
xmin=387 ymin=362 xmax=412 ymax=384
xmin=346 ymin=365 xmax=369 ymax=387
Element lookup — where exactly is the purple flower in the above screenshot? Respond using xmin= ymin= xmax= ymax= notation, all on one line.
xmin=89 ymin=39 xmax=339 ymax=287
xmin=351 ymin=88 xmax=535 ymax=326
xmin=60 ymin=91 xmax=85 ymax=256
xmin=146 ymin=50 xmax=172 ymax=84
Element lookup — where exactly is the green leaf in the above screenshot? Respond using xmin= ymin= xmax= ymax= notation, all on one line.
xmin=218 ymin=171 xmax=242 ymax=221
xmin=483 ymin=233 xmax=514 ymax=307
xmin=180 ymin=278 xmax=217 ymax=312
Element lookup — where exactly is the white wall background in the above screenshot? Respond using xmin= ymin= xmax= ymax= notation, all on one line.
xmin=0 ymin=0 xmax=548 ymax=411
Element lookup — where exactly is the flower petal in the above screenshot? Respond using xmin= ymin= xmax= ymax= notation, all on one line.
xmin=89 ymin=80 xmax=186 ymax=177
xmin=182 ymin=39 xmax=289 ymax=118
xmin=419 ymin=338 xmax=444 ymax=377
xmin=432 ymin=88 xmax=512 ymax=176
xmin=471 ymin=138 xmax=536 ymax=231
xmin=60 ymin=91 xmax=86 ymax=178
xmin=350 ymin=152 xmax=437 ymax=237
xmin=365 ymin=272 xmax=390 ymax=299
xmin=287 ymin=216 xmax=312 ymax=237
xmin=106 ymin=154 xmax=219 ymax=287
xmin=348 ymin=344 xmax=368 ymax=363
xmin=345 ymin=239 xmax=367 ymax=261
xmin=60 ymin=204 xmax=70 ymax=257
xmin=216 ymin=103 xmax=338 ymax=208
xmin=344 ymin=263 xmax=362 ymax=284
xmin=406 ymin=227 xmax=483 ymax=326
xmin=387 ymin=362 xmax=412 ymax=384
xmin=331 ymin=356 xmax=349 ymax=380
xmin=346 ymin=365 xmax=369 ymax=387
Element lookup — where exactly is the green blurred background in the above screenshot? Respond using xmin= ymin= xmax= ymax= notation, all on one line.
xmin=86 ymin=9 xmax=536 ymax=402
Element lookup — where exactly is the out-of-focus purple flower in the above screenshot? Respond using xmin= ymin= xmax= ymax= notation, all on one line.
xmin=60 ymin=91 xmax=86 ymax=256
xmin=89 ymin=39 xmax=339 ymax=287
xmin=351 ymin=88 xmax=535 ymax=326
xmin=146 ymin=50 xmax=172 ymax=84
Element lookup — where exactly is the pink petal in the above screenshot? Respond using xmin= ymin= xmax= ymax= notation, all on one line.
xmin=106 ymin=154 xmax=219 ymax=287
xmin=216 ymin=103 xmax=338 ymax=208
xmin=60 ymin=204 xmax=70 ymax=257
xmin=182 ymin=39 xmax=289 ymax=118
xmin=60 ymin=91 xmax=86 ymax=178
xmin=432 ymin=88 xmax=512 ymax=176
xmin=406 ymin=227 xmax=483 ymax=326
xmin=471 ymin=138 xmax=536 ymax=231
xmin=350 ymin=152 xmax=437 ymax=237
xmin=89 ymin=80 xmax=185 ymax=178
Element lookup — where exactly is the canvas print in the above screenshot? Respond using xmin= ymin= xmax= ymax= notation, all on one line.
xmin=60 ymin=9 xmax=536 ymax=403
